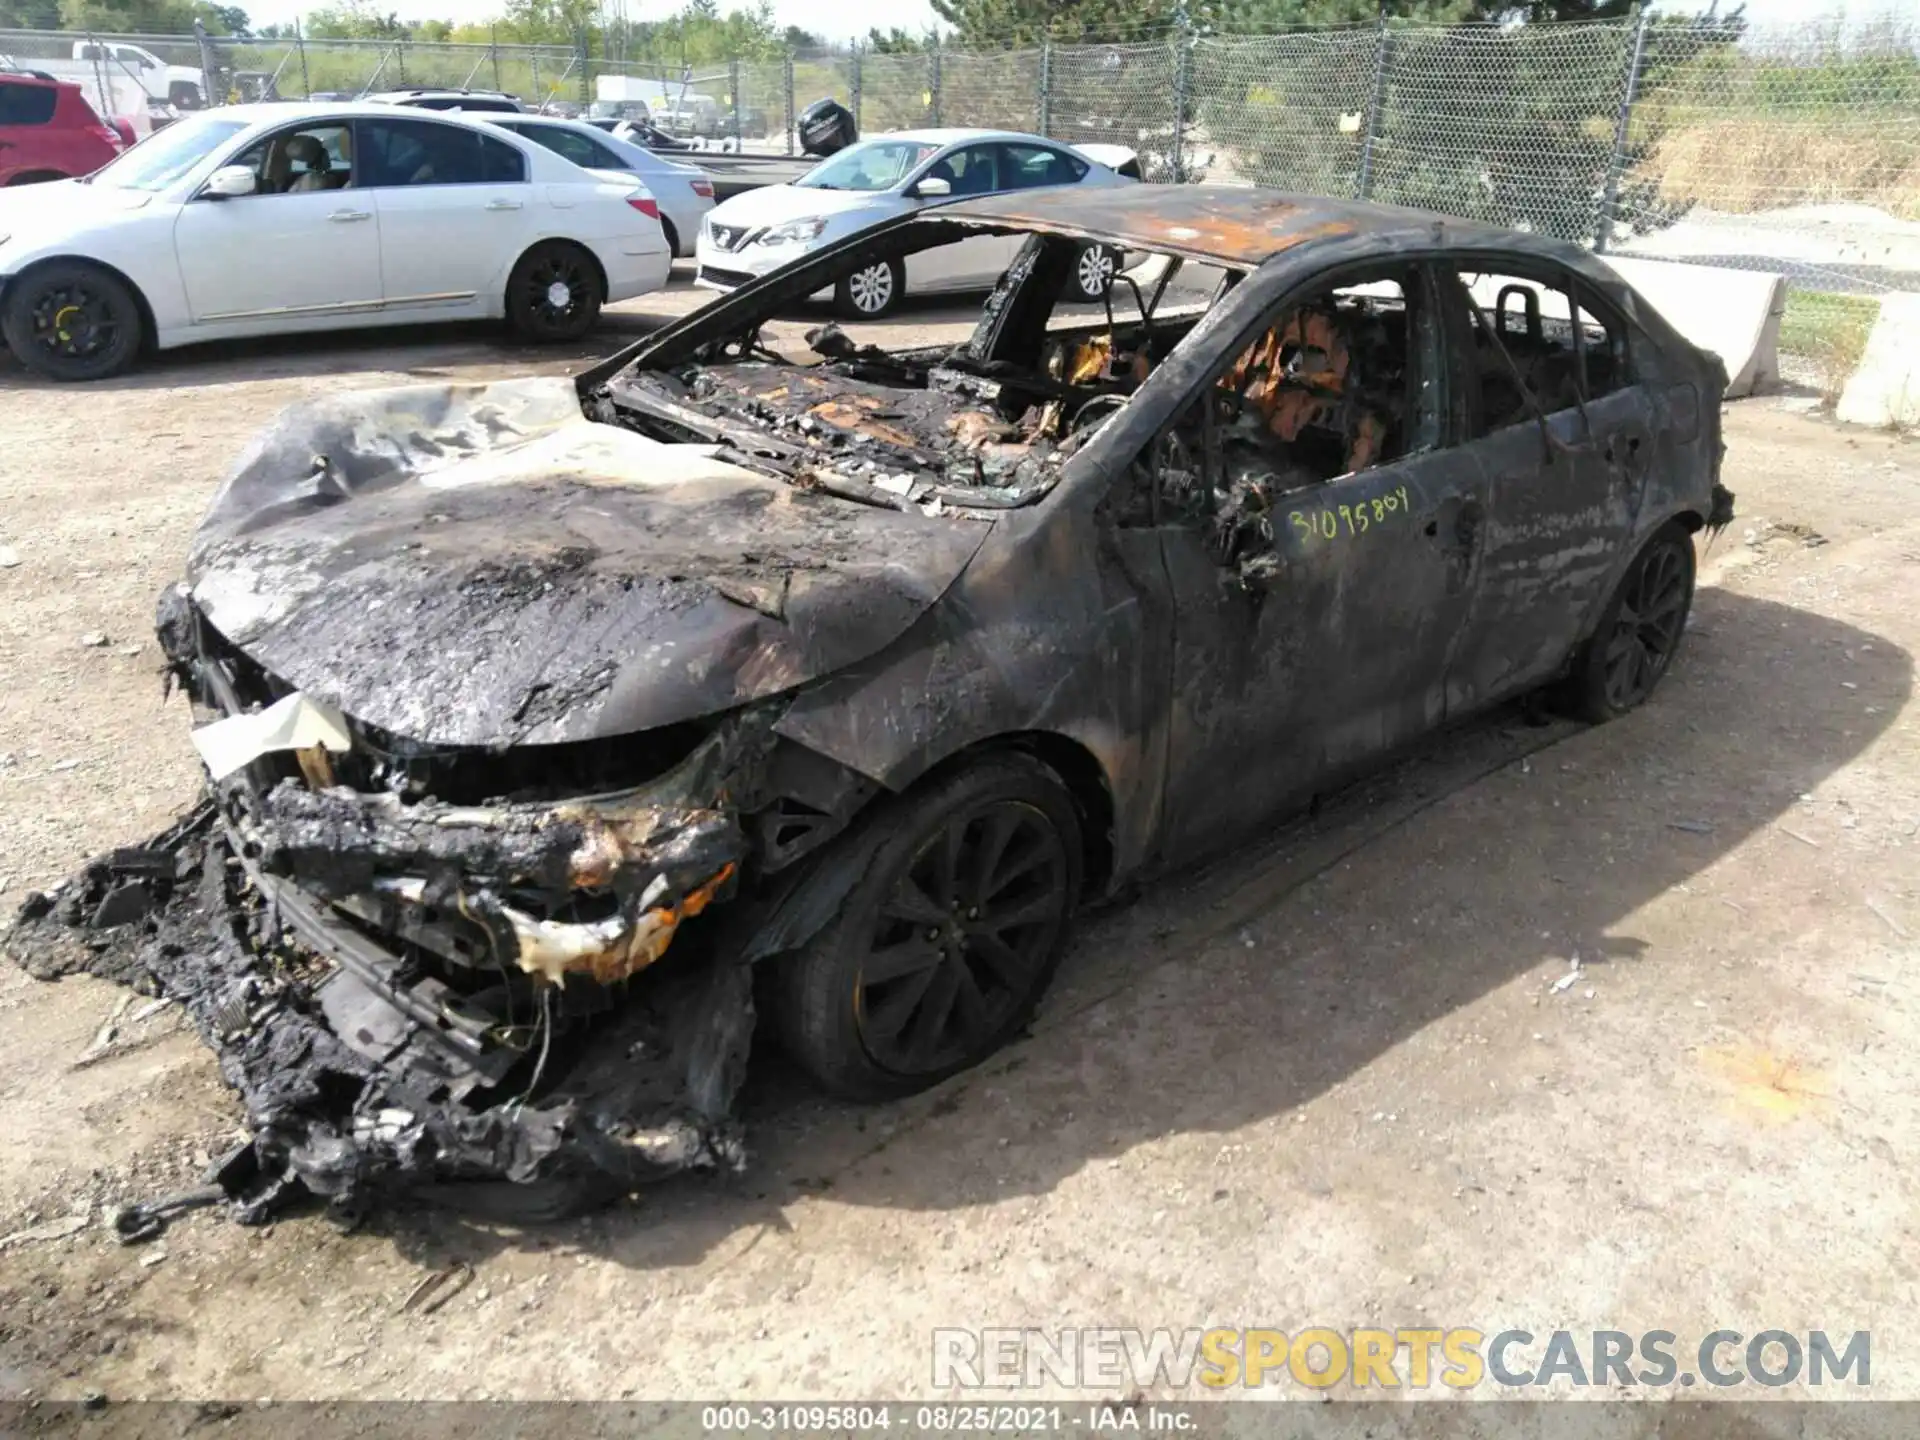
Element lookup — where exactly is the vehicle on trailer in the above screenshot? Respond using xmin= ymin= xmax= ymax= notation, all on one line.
xmin=695 ymin=127 xmax=1138 ymax=318
xmin=485 ymin=112 xmax=716 ymax=258
xmin=7 ymin=186 xmax=1730 ymax=1224
xmin=0 ymin=101 xmax=673 ymax=380
xmin=0 ymin=70 xmax=124 ymax=187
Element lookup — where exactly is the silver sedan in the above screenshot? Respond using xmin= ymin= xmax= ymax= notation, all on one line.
xmin=484 ymin=113 xmax=715 ymax=257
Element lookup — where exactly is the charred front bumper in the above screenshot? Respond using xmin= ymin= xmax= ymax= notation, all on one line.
xmin=4 ymin=603 xmax=806 ymax=1223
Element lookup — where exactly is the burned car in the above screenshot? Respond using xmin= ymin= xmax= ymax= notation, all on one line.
xmin=9 ymin=186 xmax=1732 ymax=1222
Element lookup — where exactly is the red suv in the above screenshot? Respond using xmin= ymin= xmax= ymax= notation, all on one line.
xmin=0 ymin=72 xmax=124 ymax=187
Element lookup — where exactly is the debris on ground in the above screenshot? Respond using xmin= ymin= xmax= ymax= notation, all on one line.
xmin=0 ymin=1211 xmax=90 ymax=1249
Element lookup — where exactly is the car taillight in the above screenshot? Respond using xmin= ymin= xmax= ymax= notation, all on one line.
xmin=627 ymin=194 xmax=660 ymax=219
xmin=690 ymin=180 xmax=713 ymax=199
xmin=91 ymin=124 xmax=123 ymax=150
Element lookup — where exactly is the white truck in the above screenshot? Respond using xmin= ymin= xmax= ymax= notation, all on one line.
xmin=59 ymin=40 xmax=207 ymax=111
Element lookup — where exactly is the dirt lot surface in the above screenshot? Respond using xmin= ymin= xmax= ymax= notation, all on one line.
xmin=1 ymin=279 xmax=1916 ymax=1404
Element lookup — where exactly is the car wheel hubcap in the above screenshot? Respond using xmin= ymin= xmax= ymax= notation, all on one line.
xmin=31 ymin=286 xmax=117 ymax=359
xmin=523 ymin=255 xmax=588 ymax=327
xmin=855 ymin=799 xmax=1069 ymax=1077
xmin=848 ymin=264 xmax=893 ymax=314
xmin=1078 ymin=246 xmax=1114 ymax=295
xmin=1602 ymin=541 xmax=1688 ymax=709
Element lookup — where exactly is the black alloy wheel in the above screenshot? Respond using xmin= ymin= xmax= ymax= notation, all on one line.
xmin=855 ymin=796 xmax=1072 ymax=1077
xmin=1 ymin=261 xmax=143 ymax=381
xmin=506 ymin=241 xmax=603 ymax=342
xmin=1560 ymin=521 xmax=1696 ymax=721
xmin=773 ymin=755 xmax=1083 ymax=1101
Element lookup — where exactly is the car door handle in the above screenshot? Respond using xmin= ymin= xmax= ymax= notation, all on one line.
xmin=485 ymin=198 xmax=524 ymax=211
xmin=328 ymin=209 xmax=372 ymax=223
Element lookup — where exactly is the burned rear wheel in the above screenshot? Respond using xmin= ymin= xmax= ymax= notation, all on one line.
xmin=505 ymin=240 xmax=603 ymax=343
xmin=1 ymin=260 xmax=144 ymax=382
xmin=1560 ymin=520 xmax=1696 ymax=721
xmin=773 ymin=754 xmax=1083 ymax=1101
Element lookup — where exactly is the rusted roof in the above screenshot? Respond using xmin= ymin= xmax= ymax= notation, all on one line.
xmin=941 ymin=184 xmax=1469 ymax=267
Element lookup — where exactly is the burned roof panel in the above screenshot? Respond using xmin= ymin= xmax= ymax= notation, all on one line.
xmin=938 ymin=184 xmax=1506 ymax=267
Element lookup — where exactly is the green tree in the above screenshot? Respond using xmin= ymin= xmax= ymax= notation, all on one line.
xmin=865 ymin=26 xmax=928 ymax=52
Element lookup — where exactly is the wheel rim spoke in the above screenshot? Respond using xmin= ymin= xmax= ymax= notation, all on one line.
xmin=863 ymin=962 xmax=941 ymax=1045
xmin=902 ymin=962 xmax=961 ymax=1066
xmin=856 ymin=796 xmax=1068 ymax=1076
xmin=881 ymin=875 xmax=947 ymax=927
xmin=862 ymin=937 xmax=944 ymax=985
xmin=977 ymin=887 xmax=1059 ymax=933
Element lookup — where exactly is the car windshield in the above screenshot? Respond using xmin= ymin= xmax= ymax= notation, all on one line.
xmin=797 ymin=139 xmax=940 ymax=192
xmin=89 ymin=115 xmax=248 ymax=191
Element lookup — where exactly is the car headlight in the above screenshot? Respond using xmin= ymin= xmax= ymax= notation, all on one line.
xmin=755 ymin=217 xmax=828 ymax=246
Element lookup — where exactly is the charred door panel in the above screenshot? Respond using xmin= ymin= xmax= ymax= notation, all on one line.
xmin=1155 ymin=449 xmax=1480 ymax=859
xmin=1444 ymin=387 xmax=1650 ymax=712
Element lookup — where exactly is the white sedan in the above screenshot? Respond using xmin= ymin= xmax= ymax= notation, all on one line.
xmin=480 ymin=113 xmax=715 ymax=258
xmin=0 ymin=101 xmax=673 ymax=381
xmin=694 ymin=127 xmax=1137 ymax=319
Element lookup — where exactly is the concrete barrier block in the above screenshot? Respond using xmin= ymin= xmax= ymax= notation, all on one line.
xmin=1837 ymin=293 xmax=1920 ymax=431
xmin=1600 ymin=255 xmax=1788 ymax=399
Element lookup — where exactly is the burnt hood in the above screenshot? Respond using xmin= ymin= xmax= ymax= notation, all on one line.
xmin=185 ymin=378 xmax=990 ymax=748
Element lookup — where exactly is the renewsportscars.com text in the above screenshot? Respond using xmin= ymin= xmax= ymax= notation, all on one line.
xmin=932 ymin=1327 xmax=1871 ymax=1391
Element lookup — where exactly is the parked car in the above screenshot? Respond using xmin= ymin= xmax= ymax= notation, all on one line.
xmin=365 ymin=88 xmax=524 ymax=114
xmin=0 ymin=102 xmax=672 ymax=380
xmin=15 ymin=184 xmax=1731 ymax=1219
xmin=694 ymin=127 xmax=1137 ymax=318
xmin=485 ymin=112 xmax=715 ymax=257
xmin=0 ymin=71 xmax=123 ymax=187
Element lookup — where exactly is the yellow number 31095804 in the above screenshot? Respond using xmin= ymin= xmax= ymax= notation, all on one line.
xmin=1288 ymin=484 xmax=1411 ymax=545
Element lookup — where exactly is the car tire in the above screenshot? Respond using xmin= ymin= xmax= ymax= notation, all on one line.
xmin=1067 ymin=243 xmax=1119 ymax=303
xmin=1558 ymin=520 xmax=1696 ymax=722
xmin=504 ymin=241 xmax=603 ymax=343
xmin=834 ymin=258 xmax=904 ymax=320
xmin=772 ymin=753 xmax=1084 ymax=1102
xmin=659 ymin=215 xmax=680 ymax=258
xmin=0 ymin=260 xmax=144 ymax=382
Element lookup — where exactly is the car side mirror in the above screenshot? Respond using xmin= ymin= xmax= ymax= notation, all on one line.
xmin=202 ymin=165 xmax=257 ymax=200
xmin=912 ymin=176 xmax=951 ymax=198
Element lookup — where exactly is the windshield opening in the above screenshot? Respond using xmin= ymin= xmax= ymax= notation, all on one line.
xmin=90 ymin=115 xmax=249 ymax=191
xmin=586 ymin=223 xmax=1231 ymax=519
xmin=796 ymin=139 xmax=940 ymax=193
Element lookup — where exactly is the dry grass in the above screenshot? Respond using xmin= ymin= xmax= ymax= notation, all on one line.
xmin=1779 ymin=290 xmax=1882 ymax=406
xmin=1641 ymin=117 xmax=1920 ymax=220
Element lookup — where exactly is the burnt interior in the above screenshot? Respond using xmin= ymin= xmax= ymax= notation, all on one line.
xmin=588 ymin=234 xmax=1221 ymax=515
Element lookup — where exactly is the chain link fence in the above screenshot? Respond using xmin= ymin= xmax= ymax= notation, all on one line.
xmin=5 ymin=11 xmax=1915 ymax=303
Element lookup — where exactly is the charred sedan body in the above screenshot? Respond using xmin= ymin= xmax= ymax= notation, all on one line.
xmin=9 ymin=186 xmax=1731 ymax=1222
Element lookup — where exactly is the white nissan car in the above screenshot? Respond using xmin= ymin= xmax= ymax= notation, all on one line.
xmin=0 ymin=102 xmax=674 ymax=381
xmin=695 ymin=127 xmax=1138 ymax=319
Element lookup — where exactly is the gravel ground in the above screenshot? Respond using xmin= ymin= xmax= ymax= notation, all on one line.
xmin=0 ymin=283 xmax=1916 ymax=1405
